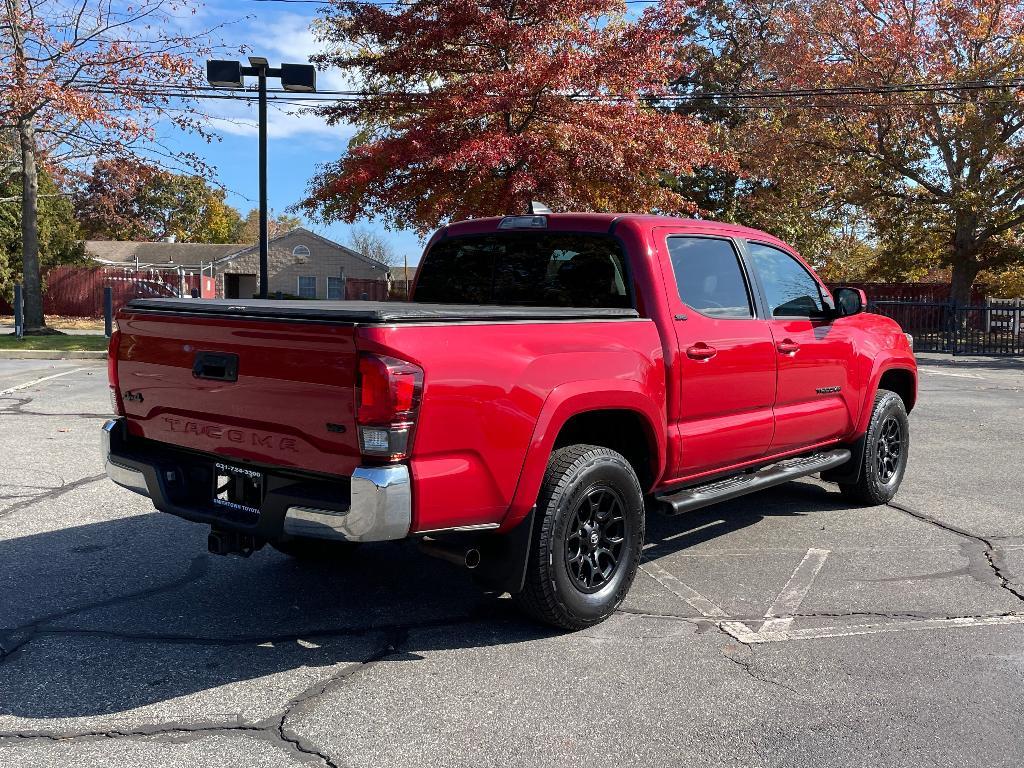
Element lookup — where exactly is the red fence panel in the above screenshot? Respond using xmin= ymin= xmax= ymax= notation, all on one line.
xmin=345 ymin=278 xmax=389 ymax=301
xmin=1 ymin=266 xmax=200 ymax=318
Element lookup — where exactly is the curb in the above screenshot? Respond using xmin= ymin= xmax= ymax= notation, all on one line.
xmin=0 ymin=350 xmax=108 ymax=360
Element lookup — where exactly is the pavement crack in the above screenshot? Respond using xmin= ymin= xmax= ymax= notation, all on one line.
xmin=888 ymin=500 xmax=1024 ymax=604
xmin=275 ymin=629 xmax=406 ymax=768
xmin=722 ymin=648 xmax=799 ymax=694
xmin=0 ymin=554 xmax=211 ymax=665
xmin=0 ymin=721 xmax=269 ymax=743
xmin=0 ymin=473 xmax=106 ymax=521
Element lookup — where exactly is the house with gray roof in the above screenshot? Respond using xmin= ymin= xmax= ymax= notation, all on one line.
xmin=84 ymin=228 xmax=390 ymax=300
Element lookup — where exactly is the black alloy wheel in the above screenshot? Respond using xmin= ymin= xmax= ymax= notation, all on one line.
xmin=875 ymin=415 xmax=903 ymax=483
xmin=564 ymin=485 xmax=627 ymax=593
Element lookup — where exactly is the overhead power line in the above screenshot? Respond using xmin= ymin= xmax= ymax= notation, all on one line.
xmin=4 ymin=77 xmax=1022 ymax=115
xmin=38 ymin=75 xmax=1024 ymax=105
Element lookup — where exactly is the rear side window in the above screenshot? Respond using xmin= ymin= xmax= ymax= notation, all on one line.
xmin=747 ymin=243 xmax=825 ymax=317
xmin=667 ymin=236 xmax=753 ymax=318
xmin=414 ymin=233 xmax=631 ymax=308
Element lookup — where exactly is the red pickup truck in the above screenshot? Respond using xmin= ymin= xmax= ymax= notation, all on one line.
xmin=102 ymin=213 xmax=916 ymax=629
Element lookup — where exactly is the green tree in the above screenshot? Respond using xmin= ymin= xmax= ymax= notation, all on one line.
xmin=234 ymin=208 xmax=303 ymax=244
xmin=75 ymin=162 xmax=243 ymax=244
xmin=0 ymin=166 xmax=83 ymax=304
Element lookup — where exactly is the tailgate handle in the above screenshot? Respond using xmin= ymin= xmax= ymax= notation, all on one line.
xmin=192 ymin=352 xmax=239 ymax=382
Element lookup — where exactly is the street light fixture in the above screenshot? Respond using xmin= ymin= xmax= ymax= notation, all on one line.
xmin=206 ymin=57 xmax=317 ymax=299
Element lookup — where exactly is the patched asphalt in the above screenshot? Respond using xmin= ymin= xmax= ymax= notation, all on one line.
xmin=1 ymin=354 xmax=1022 ymax=767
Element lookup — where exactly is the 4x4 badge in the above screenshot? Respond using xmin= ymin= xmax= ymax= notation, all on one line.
xmin=123 ymin=390 xmax=144 ymax=402
xmin=815 ymin=386 xmax=841 ymax=394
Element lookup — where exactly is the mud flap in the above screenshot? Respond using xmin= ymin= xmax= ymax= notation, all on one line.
xmin=472 ymin=509 xmax=536 ymax=595
xmin=821 ymin=435 xmax=866 ymax=485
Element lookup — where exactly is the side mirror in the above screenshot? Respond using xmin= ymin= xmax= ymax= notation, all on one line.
xmin=833 ymin=287 xmax=867 ymax=317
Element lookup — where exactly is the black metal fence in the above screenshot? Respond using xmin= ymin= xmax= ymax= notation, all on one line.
xmin=868 ymin=300 xmax=1024 ymax=356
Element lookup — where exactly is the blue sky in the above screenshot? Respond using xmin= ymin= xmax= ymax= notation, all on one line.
xmin=172 ymin=0 xmax=427 ymax=266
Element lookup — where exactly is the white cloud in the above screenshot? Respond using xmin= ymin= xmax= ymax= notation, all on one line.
xmin=195 ymin=4 xmax=361 ymax=144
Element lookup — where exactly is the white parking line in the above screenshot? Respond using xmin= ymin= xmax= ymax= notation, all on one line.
xmin=760 ymin=548 xmax=831 ymax=633
xmin=723 ymin=613 xmax=1024 ymax=644
xmin=0 ymin=367 xmax=89 ymax=396
xmin=641 ymin=560 xmax=727 ymax=618
xmin=919 ymin=368 xmax=986 ymax=380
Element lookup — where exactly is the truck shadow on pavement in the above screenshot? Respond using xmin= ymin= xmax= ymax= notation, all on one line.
xmin=0 ymin=480 xmax=846 ymax=722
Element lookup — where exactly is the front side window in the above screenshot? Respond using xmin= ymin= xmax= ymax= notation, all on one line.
xmin=297 ymin=275 xmax=317 ymax=299
xmin=747 ymin=243 xmax=826 ymax=317
xmin=327 ymin=276 xmax=343 ymax=300
xmin=667 ymin=236 xmax=753 ymax=319
xmin=414 ymin=233 xmax=631 ymax=308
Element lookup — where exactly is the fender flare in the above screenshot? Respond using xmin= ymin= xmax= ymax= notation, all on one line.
xmin=501 ymin=381 xmax=666 ymax=530
xmin=854 ymin=356 xmax=917 ymax=436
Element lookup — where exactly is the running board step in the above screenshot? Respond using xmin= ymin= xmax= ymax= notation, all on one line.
xmin=656 ymin=449 xmax=852 ymax=516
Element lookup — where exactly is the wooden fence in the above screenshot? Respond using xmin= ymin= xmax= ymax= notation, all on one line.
xmin=3 ymin=267 xmax=393 ymax=318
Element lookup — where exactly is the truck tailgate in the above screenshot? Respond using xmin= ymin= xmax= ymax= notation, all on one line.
xmin=116 ymin=310 xmax=361 ymax=477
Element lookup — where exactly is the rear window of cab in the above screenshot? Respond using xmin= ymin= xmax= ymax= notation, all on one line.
xmin=414 ymin=233 xmax=632 ymax=308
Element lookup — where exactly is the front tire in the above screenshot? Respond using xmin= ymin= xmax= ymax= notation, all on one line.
xmin=513 ymin=445 xmax=644 ymax=630
xmin=839 ymin=389 xmax=910 ymax=505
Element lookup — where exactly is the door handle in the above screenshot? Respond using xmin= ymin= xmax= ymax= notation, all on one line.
xmin=776 ymin=339 xmax=800 ymax=355
xmin=686 ymin=343 xmax=717 ymax=361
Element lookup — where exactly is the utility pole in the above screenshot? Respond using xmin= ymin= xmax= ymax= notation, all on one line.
xmin=257 ymin=62 xmax=269 ymax=298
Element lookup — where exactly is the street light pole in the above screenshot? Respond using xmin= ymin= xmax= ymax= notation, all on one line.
xmin=257 ymin=63 xmax=269 ymax=298
xmin=206 ymin=58 xmax=316 ymax=300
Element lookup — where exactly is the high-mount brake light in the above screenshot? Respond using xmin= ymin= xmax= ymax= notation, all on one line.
xmin=498 ymin=215 xmax=547 ymax=230
xmin=356 ymin=353 xmax=424 ymax=461
xmin=107 ymin=328 xmax=124 ymax=416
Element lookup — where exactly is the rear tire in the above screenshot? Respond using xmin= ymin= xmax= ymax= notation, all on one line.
xmin=270 ymin=537 xmax=359 ymax=561
xmin=839 ymin=389 xmax=910 ymax=505
xmin=513 ymin=445 xmax=644 ymax=630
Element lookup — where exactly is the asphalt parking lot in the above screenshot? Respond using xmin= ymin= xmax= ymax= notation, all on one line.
xmin=1 ymin=355 xmax=1022 ymax=767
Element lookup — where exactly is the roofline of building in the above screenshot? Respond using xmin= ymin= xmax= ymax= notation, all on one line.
xmin=212 ymin=227 xmax=392 ymax=273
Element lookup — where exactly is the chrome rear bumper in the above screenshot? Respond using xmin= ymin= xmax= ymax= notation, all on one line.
xmin=102 ymin=420 xmax=149 ymax=496
xmin=283 ymin=465 xmax=411 ymax=542
xmin=101 ymin=418 xmax=411 ymax=542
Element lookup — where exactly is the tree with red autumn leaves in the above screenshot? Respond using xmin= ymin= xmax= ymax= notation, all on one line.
xmin=302 ymin=0 xmax=728 ymax=234
xmin=757 ymin=0 xmax=1024 ymax=305
xmin=1 ymin=0 xmax=229 ymax=332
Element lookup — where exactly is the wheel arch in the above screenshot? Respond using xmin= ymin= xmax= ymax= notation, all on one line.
xmin=502 ymin=383 xmax=666 ymax=530
xmin=878 ymin=367 xmax=917 ymax=413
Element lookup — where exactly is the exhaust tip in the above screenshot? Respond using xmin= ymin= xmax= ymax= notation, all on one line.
xmin=465 ymin=548 xmax=481 ymax=570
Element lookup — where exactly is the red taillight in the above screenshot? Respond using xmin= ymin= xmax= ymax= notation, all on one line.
xmin=107 ymin=328 xmax=124 ymax=416
xmin=356 ymin=353 xmax=423 ymax=460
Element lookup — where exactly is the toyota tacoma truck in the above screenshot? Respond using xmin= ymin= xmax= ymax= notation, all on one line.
xmin=102 ymin=213 xmax=917 ymax=629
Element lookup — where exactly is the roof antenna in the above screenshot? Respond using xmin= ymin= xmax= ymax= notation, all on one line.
xmin=529 ymin=201 xmax=552 ymax=214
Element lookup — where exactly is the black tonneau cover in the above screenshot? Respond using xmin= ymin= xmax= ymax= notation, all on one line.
xmin=124 ymin=298 xmax=639 ymax=324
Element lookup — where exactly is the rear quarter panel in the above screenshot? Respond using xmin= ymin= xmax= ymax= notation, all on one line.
xmin=359 ymin=319 xmax=666 ymax=532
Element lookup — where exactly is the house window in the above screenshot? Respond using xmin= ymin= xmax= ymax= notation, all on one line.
xmin=292 ymin=245 xmax=311 ymax=257
xmin=327 ymin=276 xmax=344 ymax=300
xmin=297 ymin=275 xmax=317 ymax=299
